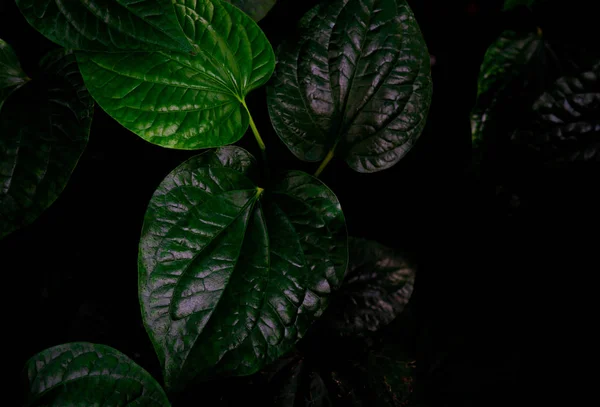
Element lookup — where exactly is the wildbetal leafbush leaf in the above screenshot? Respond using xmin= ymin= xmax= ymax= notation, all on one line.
xmin=0 ymin=47 xmax=93 ymax=239
xmin=77 ymin=0 xmax=275 ymax=149
xmin=510 ymin=63 xmax=600 ymax=163
xmin=0 ymin=39 xmax=29 ymax=110
xmin=224 ymin=0 xmax=277 ymax=22
xmin=267 ymin=0 xmax=432 ymax=173
xmin=472 ymin=27 xmax=599 ymax=167
xmin=471 ymin=29 xmax=549 ymax=148
xmin=23 ymin=343 xmax=170 ymax=407
xmin=16 ymin=0 xmax=192 ymax=52
xmin=138 ymin=146 xmax=348 ymax=389
xmin=321 ymin=237 xmax=416 ymax=337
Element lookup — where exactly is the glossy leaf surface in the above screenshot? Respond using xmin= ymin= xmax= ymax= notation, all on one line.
xmin=16 ymin=0 xmax=191 ymax=52
xmin=267 ymin=0 xmax=432 ymax=173
xmin=139 ymin=146 xmax=347 ymax=388
xmin=0 ymin=39 xmax=29 ymax=110
xmin=23 ymin=342 xmax=170 ymax=407
xmin=511 ymin=64 xmax=600 ymax=163
xmin=78 ymin=0 xmax=275 ymax=149
xmin=322 ymin=238 xmax=416 ymax=336
xmin=224 ymin=0 xmax=277 ymax=22
xmin=0 ymin=50 xmax=93 ymax=239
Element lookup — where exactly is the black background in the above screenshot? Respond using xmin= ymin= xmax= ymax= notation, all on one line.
xmin=1 ymin=0 xmax=598 ymax=405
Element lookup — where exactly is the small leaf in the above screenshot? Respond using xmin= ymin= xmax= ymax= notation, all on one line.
xmin=0 ymin=39 xmax=29 ymax=110
xmin=322 ymin=238 xmax=416 ymax=336
xmin=23 ymin=342 xmax=170 ymax=407
xmin=16 ymin=0 xmax=191 ymax=52
xmin=267 ymin=0 xmax=432 ymax=173
xmin=511 ymin=64 xmax=600 ymax=163
xmin=224 ymin=0 xmax=277 ymax=22
xmin=78 ymin=0 xmax=275 ymax=149
xmin=0 ymin=49 xmax=93 ymax=239
xmin=139 ymin=146 xmax=347 ymax=389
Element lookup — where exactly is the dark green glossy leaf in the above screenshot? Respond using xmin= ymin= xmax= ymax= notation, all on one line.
xmin=16 ymin=0 xmax=191 ymax=52
xmin=322 ymin=238 xmax=415 ymax=336
xmin=0 ymin=49 xmax=93 ymax=239
xmin=224 ymin=0 xmax=277 ymax=22
xmin=510 ymin=64 xmax=600 ymax=163
xmin=0 ymin=39 xmax=29 ymax=111
xmin=23 ymin=342 xmax=170 ymax=407
xmin=471 ymin=30 xmax=546 ymax=146
xmin=139 ymin=146 xmax=347 ymax=389
xmin=267 ymin=0 xmax=432 ymax=173
xmin=77 ymin=0 xmax=275 ymax=149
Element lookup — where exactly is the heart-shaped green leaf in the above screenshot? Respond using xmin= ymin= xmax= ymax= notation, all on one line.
xmin=77 ymin=0 xmax=275 ymax=150
xmin=224 ymin=0 xmax=277 ymax=22
xmin=16 ymin=0 xmax=191 ymax=52
xmin=322 ymin=238 xmax=416 ymax=336
xmin=23 ymin=342 xmax=170 ymax=407
xmin=0 ymin=49 xmax=93 ymax=239
xmin=139 ymin=146 xmax=347 ymax=389
xmin=267 ymin=0 xmax=432 ymax=173
xmin=511 ymin=64 xmax=600 ymax=163
xmin=0 ymin=39 xmax=29 ymax=110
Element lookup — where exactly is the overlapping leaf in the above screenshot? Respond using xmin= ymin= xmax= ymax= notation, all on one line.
xmin=23 ymin=342 xmax=170 ymax=407
xmin=0 ymin=49 xmax=93 ymax=239
xmin=139 ymin=146 xmax=347 ymax=389
xmin=224 ymin=0 xmax=277 ymax=22
xmin=0 ymin=39 xmax=29 ymax=110
xmin=77 ymin=0 xmax=275 ymax=149
xmin=322 ymin=237 xmax=416 ymax=336
xmin=16 ymin=0 xmax=191 ymax=52
xmin=267 ymin=0 xmax=432 ymax=173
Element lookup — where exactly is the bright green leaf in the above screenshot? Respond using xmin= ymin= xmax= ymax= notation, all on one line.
xmin=23 ymin=342 xmax=170 ymax=407
xmin=0 ymin=49 xmax=94 ymax=239
xmin=16 ymin=0 xmax=191 ymax=52
xmin=322 ymin=238 xmax=416 ymax=337
xmin=0 ymin=39 xmax=29 ymax=111
xmin=139 ymin=146 xmax=348 ymax=389
xmin=224 ymin=0 xmax=277 ymax=22
xmin=267 ymin=0 xmax=432 ymax=173
xmin=77 ymin=0 xmax=275 ymax=149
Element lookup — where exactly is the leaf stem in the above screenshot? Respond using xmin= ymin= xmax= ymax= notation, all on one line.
xmin=241 ymin=99 xmax=266 ymax=152
xmin=314 ymin=148 xmax=335 ymax=178
xmin=241 ymin=99 xmax=269 ymax=179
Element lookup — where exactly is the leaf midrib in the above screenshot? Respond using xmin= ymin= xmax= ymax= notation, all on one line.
xmin=166 ymin=188 xmax=260 ymax=320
